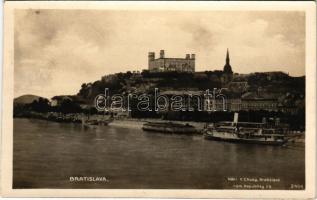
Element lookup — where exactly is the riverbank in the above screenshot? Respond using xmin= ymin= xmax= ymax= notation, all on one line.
xmin=14 ymin=112 xmax=207 ymax=132
xmin=13 ymin=112 xmax=305 ymax=142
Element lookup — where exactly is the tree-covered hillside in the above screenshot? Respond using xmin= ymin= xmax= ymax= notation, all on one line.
xmin=76 ymin=70 xmax=305 ymax=102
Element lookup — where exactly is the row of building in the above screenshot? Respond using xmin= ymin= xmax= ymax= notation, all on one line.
xmin=51 ymin=90 xmax=303 ymax=115
xmin=158 ymin=90 xmax=303 ymax=114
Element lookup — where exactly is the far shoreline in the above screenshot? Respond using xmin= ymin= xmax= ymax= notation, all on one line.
xmin=109 ymin=118 xmax=206 ymax=130
xmin=13 ymin=112 xmax=207 ymax=131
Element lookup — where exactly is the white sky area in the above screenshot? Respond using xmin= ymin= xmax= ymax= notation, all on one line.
xmin=14 ymin=10 xmax=305 ymax=98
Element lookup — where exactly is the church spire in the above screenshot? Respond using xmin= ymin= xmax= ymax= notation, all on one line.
xmin=226 ymin=48 xmax=230 ymax=64
xmin=223 ymin=48 xmax=233 ymax=74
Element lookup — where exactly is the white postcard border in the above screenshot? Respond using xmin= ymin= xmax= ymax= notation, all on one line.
xmin=1 ymin=1 xmax=316 ymax=198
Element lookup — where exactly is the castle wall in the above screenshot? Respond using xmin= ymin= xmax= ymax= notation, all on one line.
xmin=149 ymin=59 xmax=165 ymax=71
xmin=148 ymin=50 xmax=195 ymax=72
xmin=149 ymin=58 xmax=195 ymax=72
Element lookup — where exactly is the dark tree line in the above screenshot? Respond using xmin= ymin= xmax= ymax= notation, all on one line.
xmin=14 ymin=97 xmax=84 ymax=116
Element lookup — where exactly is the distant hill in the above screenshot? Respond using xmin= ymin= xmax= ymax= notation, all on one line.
xmin=14 ymin=94 xmax=45 ymax=105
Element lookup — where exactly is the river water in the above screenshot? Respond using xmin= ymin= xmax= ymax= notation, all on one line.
xmin=13 ymin=118 xmax=305 ymax=189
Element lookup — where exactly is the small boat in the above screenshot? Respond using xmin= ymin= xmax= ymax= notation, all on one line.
xmin=99 ymin=119 xmax=113 ymax=126
xmin=83 ymin=119 xmax=99 ymax=129
xmin=142 ymin=121 xmax=197 ymax=134
xmin=82 ymin=119 xmax=113 ymax=129
xmin=72 ymin=118 xmax=82 ymax=123
xmin=203 ymin=113 xmax=287 ymax=146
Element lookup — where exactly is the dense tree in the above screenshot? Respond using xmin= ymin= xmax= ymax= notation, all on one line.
xmin=58 ymin=99 xmax=82 ymax=114
xmin=30 ymin=98 xmax=50 ymax=113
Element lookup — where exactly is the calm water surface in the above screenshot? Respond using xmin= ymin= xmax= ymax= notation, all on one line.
xmin=13 ymin=118 xmax=305 ymax=189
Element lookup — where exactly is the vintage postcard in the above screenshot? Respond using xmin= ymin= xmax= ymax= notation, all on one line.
xmin=1 ymin=1 xmax=316 ymax=198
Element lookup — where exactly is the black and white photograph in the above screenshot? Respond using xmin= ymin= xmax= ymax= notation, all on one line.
xmin=1 ymin=1 xmax=316 ymax=198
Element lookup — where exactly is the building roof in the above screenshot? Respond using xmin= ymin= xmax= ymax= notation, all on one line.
xmin=51 ymin=95 xmax=87 ymax=104
xmin=153 ymin=57 xmax=194 ymax=61
xmin=51 ymin=95 xmax=73 ymax=101
xmin=241 ymin=92 xmax=280 ymax=100
xmin=160 ymin=90 xmax=203 ymax=96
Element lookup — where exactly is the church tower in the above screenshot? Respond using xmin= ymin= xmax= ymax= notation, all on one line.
xmin=223 ymin=48 xmax=233 ymax=74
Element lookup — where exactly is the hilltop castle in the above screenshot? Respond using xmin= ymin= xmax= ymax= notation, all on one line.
xmin=148 ymin=50 xmax=195 ymax=72
xmin=148 ymin=49 xmax=233 ymax=74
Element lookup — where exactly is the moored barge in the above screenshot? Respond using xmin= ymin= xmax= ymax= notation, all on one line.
xmin=142 ymin=122 xmax=197 ymax=134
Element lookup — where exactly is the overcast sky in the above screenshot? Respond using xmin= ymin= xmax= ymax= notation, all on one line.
xmin=14 ymin=10 xmax=305 ymax=98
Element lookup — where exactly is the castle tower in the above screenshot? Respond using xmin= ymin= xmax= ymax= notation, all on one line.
xmin=160 ymin=50 xmax=165 ymax=59
xmin=148 ymin=52 xmax=155 ymax=71
xmin=223 ymin=48 xmax=233 ymax=74
xmin=148 ymin=52 xmax=155 ymax=61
